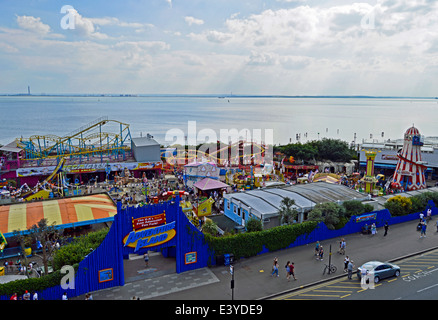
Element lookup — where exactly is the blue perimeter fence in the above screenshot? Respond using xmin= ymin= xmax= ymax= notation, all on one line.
xmin=0 ymin=200 xmax=436 ymax=300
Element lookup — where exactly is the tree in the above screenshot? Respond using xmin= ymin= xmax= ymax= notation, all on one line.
xmin=274 ymin=138 xmax=356 ymax=163
xmin=278 ymin=197 xmax=298 ymax=225
xmin=202 ymin=219 xmax=219 ymax=236
xmin=310 ymin=138 xmax=356 ymax=162
xmin=277 ymin=143 xmax=318 ymax=162
xmin=12 ymin=230 xmax=33 ymax=276
xmin=307 ymin=202 xmax=345 ymax=230
xmin=246 ymin=217 xmax=263 ymax=232
xmin=342 ymin=200 xmax=374 ymax=218
xmin=28 ymin=218 xmax=61 ymax=276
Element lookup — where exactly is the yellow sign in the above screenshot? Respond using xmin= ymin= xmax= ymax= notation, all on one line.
xmin=123 ymin=221 xmax=176 ymax=252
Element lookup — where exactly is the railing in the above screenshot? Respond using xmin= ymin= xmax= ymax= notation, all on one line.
xmin=63 ymin=116 xmax=109 ymax=139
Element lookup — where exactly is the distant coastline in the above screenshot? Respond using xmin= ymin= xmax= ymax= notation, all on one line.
xmin=0 ymin=93 xmax=436 ymax=99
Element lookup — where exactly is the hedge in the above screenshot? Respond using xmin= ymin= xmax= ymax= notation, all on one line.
xmin=0 ymin=264 xmax=79 ymax=298
xmin=205 ymin=220 xmax=318 ymax=259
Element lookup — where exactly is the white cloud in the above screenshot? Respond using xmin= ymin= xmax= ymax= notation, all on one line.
xmin=16 ymin=15 xmax=51 ymax=35
xmin=3 ymin=0 xmax=438 ymax=96
xmin=90 ymin=17 xmax=152 ymax=29
xmin=66 ymin=8 xmax=109 ymax=39
xmin=184 ymin=16 xmax=204 ymax=26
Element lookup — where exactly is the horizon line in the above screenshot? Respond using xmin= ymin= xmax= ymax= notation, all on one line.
xmin=0 ymin=93 xmax=437 ymax=99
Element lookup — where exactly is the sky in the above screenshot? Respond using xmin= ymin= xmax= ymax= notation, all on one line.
xmin=0 ymin=0 xmax=437 ymax=96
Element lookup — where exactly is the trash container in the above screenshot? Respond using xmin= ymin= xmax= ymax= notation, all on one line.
xmin=24 ymin=247 xmax=32 ymax=257
xmin=0 ymin=267 xmax=4 ymax=276
xmin=224 ymin=254 xmax=230 ymax=266
xmin=216 ymin=255 xmax=224 ymax=266
xmin=224 ymin=253 xmax=234 ymax=266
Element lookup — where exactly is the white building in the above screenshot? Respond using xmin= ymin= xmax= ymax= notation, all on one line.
xmin=183 ymin=161 xmax=220 ymax=188
xmin=223 ymin=182 xmax=366 ymax=229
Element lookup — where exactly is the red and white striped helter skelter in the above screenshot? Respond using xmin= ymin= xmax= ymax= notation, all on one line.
xmin=392 ymin=125 xmax=427 ymax=191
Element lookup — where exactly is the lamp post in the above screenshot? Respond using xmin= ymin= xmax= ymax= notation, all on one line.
xmin=328 ymin=244 xmax=332 ymax=274
xmin=230 ymin=264 xmax=234 ymax=300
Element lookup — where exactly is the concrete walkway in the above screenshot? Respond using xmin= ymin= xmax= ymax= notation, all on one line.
xmin=75 ymin=217 xmax=438 ymax=300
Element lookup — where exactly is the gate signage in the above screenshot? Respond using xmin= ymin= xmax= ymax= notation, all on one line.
xmin=123 ymin=211 xmax=176 ymax=252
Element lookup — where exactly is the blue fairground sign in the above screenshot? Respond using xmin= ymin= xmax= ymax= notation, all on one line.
xmin=355 ymin=212 xmax=377 ymax=223
xmin=123 ymin=221 xmax=176 ymax=252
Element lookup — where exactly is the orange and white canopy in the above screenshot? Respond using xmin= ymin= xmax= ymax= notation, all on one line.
xmin=0 ymin=194 xmax=117 ymax=236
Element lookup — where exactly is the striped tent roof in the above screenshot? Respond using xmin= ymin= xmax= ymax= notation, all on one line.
xmin=0 ymin=193 xmax=117 ymax=236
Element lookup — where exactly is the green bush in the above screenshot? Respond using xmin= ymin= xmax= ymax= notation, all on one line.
xmin=0 ymin=264 xmax=79 ymax=298
xmin=384 ymin=195 xmax=412 ymax=216
xmin=0 ymin=228 xmax=109 ymax=298
xmin=342 ymin=200 xmax=374 ymax=218
xmin=205 ymin=221 xmax=318 ymax=259
xmin=52 ymin=228 xmax=109 ymax=270
xmin=307 ymin=202 xmax=345 ymax=230
xmin=245 ymin=218 xmax=263 ymax=232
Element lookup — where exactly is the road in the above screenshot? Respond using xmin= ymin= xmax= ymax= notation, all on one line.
xmin=272 ymin=248 xmax=438 ymax=300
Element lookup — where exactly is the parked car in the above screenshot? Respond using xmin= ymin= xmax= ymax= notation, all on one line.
xmin=357 ymin=261 xmax=400 ymax=283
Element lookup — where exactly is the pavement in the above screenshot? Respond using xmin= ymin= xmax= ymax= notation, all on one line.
xmin=74 ymin=217 xmax=438 ymax=300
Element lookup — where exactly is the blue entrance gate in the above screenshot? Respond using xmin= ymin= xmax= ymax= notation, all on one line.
xmin=116 ymin=200 xmax=211 ymax=274
xmin=1 ymin=200 xmax=212 ymax=300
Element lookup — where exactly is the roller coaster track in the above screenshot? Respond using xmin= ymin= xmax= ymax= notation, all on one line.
xmin=164 ymin=141 xmax=268 ymax=167
xmin=17 ymin=117 xmax=131 ymax=160
xmin=20 ymin=157 xmax=66 ymax=198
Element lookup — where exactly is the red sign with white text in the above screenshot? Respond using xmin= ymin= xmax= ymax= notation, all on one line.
xmin=132 ymin=213 xmax=166 ymax=230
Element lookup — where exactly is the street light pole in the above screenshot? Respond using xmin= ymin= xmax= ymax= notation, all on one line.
xmin=230 ymin=264 xmax=234 ymax=300
xmin=328 ymin=244 xmax=332 ymax=274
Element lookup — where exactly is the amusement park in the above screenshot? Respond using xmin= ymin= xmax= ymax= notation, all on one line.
xmin=1 ymin=121 xmax=438 ymax=300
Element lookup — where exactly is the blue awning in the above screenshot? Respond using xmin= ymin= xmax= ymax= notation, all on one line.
xmin=359 ymin=162 xmax=433 ymax=171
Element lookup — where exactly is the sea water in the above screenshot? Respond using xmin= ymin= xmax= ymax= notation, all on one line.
xmin=0 ymin=95 xmax=437 ymax=147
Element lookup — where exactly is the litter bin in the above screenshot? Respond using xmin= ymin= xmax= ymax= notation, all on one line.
xmin=0 ymin=267 xmax=4 ymax=276
xmin=24 ymin=247 xmax=32 ymax=257
xmin=216 ymin=255 xmax=224 ymax=266
xmin=224 ymin=253 xmax=234 ymax=266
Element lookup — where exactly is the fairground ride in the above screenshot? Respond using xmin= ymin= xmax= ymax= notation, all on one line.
xmin=16 ymin=117 xmax=132 ymax=165
xmin=163 ymin=140 xmax=268 ymax=169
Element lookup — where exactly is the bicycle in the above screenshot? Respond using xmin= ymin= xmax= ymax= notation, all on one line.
xmin=322 ymin=264 xmax=337 ymax=275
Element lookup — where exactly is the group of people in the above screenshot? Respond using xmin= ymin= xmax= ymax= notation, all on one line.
xmin=9 ymin=290 xmax=38 ymax=300
xmin=271 ymin=257 xmax=297 ymax=281
xmin=314 ymin=241 xmax=324 ymax=260
xmin=343 ymin=256 xmax=355 ymax=280
xmin=418 ymin=209 xmax=433 ymax=238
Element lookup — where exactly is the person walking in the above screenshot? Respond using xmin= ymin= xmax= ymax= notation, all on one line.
xmin=343 ymin=256 xmax=350 ymax=272
xmin=427 ymin=207 xmax=432 ymax=221
xmin=384 ymin=222 xmax=389 ymax=236
xmin=318 ymin=246 xmax=324 ymax=261
xmin=314 ymin=241 xmax=320 ymax=256
xmin=22 ymin=290 xmax=30 ymax=300
xmin=285 ymin=261 xmax=291 ymax=281
xmin=289 ymin=262 xmax=297 ymax=280
xmin=371 ymin=223 xmax=377 ymax=235
xmin=144 ymin=252 xmax=149 ymax=268
xmin=420 ymin=221 xmax=427 ymax=238
xmin=339 ymin=238 xmax=346 ymax=255
xmin=347 ymin=260 xmax=354 ymax=280
xmin=271 ymin=259 xmax=279 ymax=277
